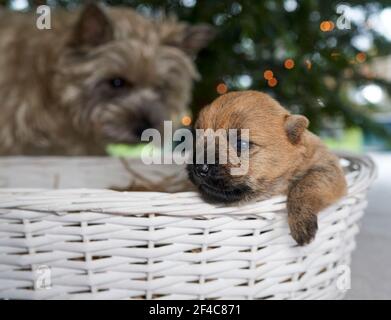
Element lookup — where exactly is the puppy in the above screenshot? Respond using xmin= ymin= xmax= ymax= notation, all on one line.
xmin=187 ymin=91 xmax=347 ymax=245
xmin=0 ymin=3 xmax=214 ymax=155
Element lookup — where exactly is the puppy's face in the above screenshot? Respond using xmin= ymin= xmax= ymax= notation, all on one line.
xmin=53 ymin=4 xmax=214 ymax=145
xmin=187 ymin=91 xmax=309 ymax=203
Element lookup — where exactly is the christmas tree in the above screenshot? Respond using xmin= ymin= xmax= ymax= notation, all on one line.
xmin=106 ymin=0 xmax=391 ymax=147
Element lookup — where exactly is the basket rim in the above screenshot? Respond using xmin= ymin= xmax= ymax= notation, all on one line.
xmin=0 ymin=154 xmax=377 ymax=217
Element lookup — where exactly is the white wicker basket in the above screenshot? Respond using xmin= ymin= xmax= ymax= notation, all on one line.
xmin=0 ymin=155 xmax=376 ymax=300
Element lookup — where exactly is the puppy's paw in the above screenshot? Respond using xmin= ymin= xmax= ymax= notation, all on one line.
xmin=288 ymin=213 xmax=318 ymax=246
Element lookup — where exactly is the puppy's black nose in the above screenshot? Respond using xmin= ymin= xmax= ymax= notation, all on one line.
xmin=196 ymin=164 xmax=210 ymax=176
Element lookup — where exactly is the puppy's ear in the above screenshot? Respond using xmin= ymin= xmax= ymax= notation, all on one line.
xmin=68 ymin=3 xmax=113 ymax=48
xmin=284 ymin=115 xmax=309 ymax=144
xmin=161 ymin=22 xmax=216 ymax=56
xmin=181 ymin=24 xmax=217 ymax=55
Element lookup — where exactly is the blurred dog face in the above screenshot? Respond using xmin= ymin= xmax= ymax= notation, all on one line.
xmin=53 ymin=4 xmax=214 ymax=145
xmin=187 ymin=91 xmax=309 ymax=203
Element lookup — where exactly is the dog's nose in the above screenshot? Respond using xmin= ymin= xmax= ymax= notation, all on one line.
xmin=134 ymin=125 xmax=148 ymax=138
xmin=133 ymin=119 xmax=153 ymax=138
xmin=196 ymin=164 xmax=210 ymax=176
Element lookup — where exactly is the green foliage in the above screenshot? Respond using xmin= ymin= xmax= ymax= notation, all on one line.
xmin=110 ymin=0 xmax=391 ymax=143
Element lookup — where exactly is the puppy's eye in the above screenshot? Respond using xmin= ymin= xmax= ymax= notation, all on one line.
xmin=236 ymin=139 xmax=252 ymax=152
xmin=238 ymin=140 xmax=250 ymax=150
xmin=108 ymin=77 xmax=130 ymax=89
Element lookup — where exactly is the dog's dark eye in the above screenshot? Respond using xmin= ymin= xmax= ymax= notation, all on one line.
xmin=108 ymin=77 xmax=129 ymax=89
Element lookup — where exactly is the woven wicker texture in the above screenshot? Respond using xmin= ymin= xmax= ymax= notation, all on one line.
xmin=0 ymin=155 xmax=376 ymax=300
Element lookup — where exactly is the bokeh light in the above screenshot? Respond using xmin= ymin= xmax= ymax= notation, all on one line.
xmin=268 ymin=78 xmax=278 ymax=87
xmin=362 ymin=84 xmax=384 ymax=104
xmin=10 ymin=0 xmax=28 ymax=10
xmin=181 ymin=116 xmax=192 ymax=126
xmin=263 ymin=70 xmax=274 ymax=80
xmin=356 ymin=52 xmax=367 ymax=63
xmin=320 ymin=20 xmax=335 ymax=32
xmin=284 ymin=59 xmax=295 ymax=69
xmin=305 ymin=59 xmax=312 ymax=70
xmin=216 ymin=83 xmax=228 ymax=95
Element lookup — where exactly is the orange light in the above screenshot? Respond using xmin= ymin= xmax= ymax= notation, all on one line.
xmin=263 ymin=70 xmax=274 ymax=80
xmin=320 ymin=21 xmax=328 ymax=31
xmin=181 ymin=116 xmax=192 ymax=126
xmin=305 ymin=59 xmax=312 ymax=70
xmin=356 ymin=52 xmax=366 ymax=63
xmin=284 ymin=59 xmax=295 ymax=69
xmin=320 ymin=20 xmax=335 ymax=32
xmin=216 ymin=83 xmax=228 ymax=95
xmin=268 ymin=77 xmax=278 ymax=87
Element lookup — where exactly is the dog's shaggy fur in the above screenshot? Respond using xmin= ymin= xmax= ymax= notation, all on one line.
xmin=0 ymin=3 xmax=214 ymax=155
xmin=187 ymin=91 xmax=347 ymax=245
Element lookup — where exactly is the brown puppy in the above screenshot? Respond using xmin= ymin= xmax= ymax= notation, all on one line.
xmin=0 ymin=3 xmax=214 ymax=155
xmin=187 ymin=91 xmax=347 ymax=245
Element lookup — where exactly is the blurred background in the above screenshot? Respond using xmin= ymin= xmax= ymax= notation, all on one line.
xmin=0 ymin=0 xmax=390 ymax=299
xmin=1 ymin=0 xmax=391 ymax=152
xmin=4 ymin=0 xmax=391 ymax=153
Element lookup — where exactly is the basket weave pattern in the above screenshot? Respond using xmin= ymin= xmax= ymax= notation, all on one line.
xmin=0 ymin=156 xmax=376 ymax=300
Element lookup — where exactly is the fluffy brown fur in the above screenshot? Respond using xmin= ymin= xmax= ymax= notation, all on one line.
xmin=187 ymin=91 xmax=347 ymax=245
xmin=0 ymin=3 xmax=214 ymax=155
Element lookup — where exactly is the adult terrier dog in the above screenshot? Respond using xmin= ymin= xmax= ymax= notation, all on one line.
xmin=0 ymin=3 xmax=214 ymax=155
xmin=187 ymin=91 xmax=347 ymax=245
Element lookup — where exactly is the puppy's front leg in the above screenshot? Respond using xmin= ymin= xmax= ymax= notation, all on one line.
xmin=287 ymin=162 xmax=347 ymax=245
